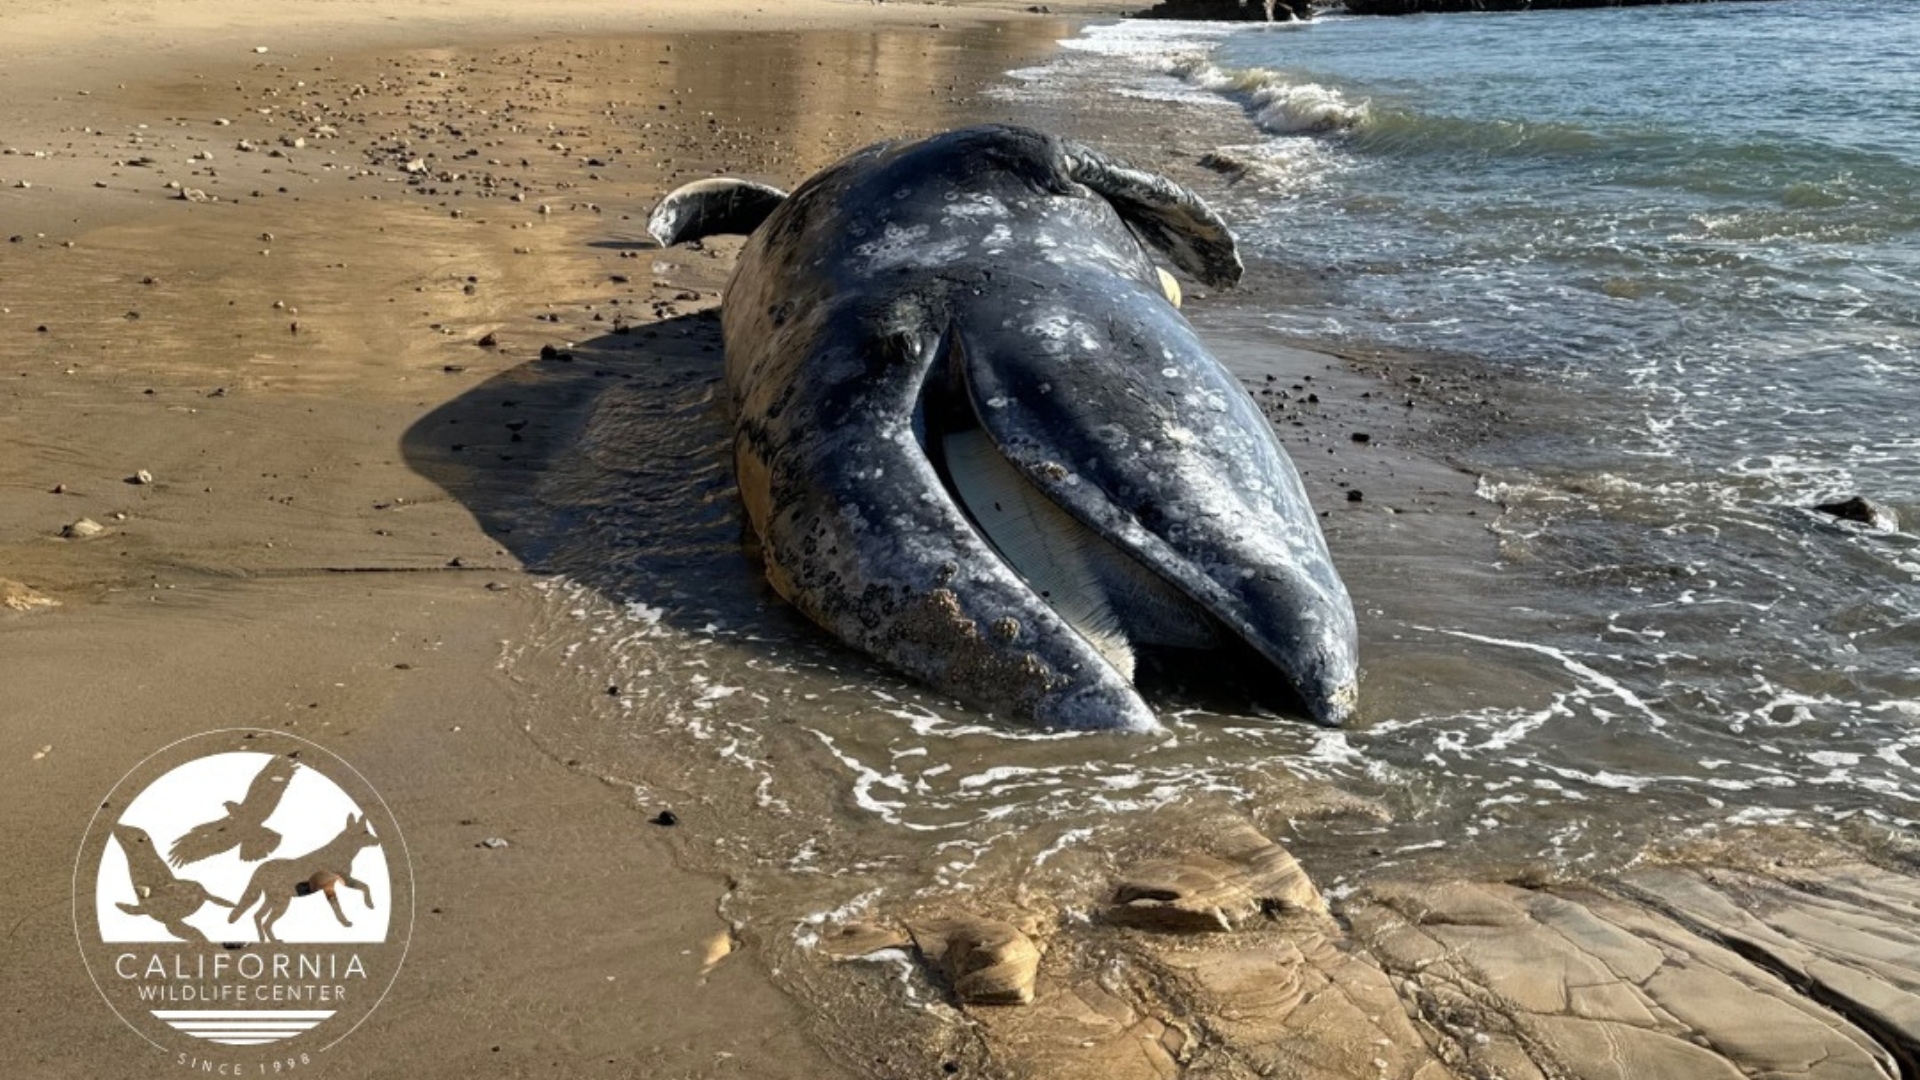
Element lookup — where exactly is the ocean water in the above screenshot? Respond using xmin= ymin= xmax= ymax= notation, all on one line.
xmin=996 ymin=0 xmax=1920 ymax=860
xmin=504 ymin=4 xmax=1918 ymax=961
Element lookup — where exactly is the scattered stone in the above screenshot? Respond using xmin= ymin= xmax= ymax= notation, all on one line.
xmin=1814 ymin=495 xmax=1899 ymax=532
xmin=1 ymin=579 xmax=58 ymax=613
xmin=61 ymin=518 xmax=106 ymax=539
xmin=1350 ymin=431 xmax=1371 ymax=444
xmin=128 ymin=469 xmax=154 ymax=485
xmin=1346 ymin=489 xmax=1364 ymax=502
xmin=477 ymin=332 xmax=498 ymax=348
xmin=910 ymin=915 xmax=1040 ymax=1006
xmin=650 ymin=810 xmax=678 ymax=827
xmin=701 ymin=931 xmax=733 ymax=970
xmin=477 ymin=837 xmax=509 ymax=849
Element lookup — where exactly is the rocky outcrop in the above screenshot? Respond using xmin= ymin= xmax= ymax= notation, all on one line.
xmin=909 ymin=915 xmax=1042 ymax=1006
xmin=846 ymin=820 xmax=1920 ymax=1080
xmin=1134 ymin=0 xmax=1313 ymax=22
xmin=1343 ymin=0 xmax=1787 ymax=14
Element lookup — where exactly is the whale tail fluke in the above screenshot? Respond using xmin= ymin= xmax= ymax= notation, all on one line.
xmin=647 ymin=178 xmax=789 ymax=247
xmin=1059 ymin=140 xmax=1244 ymax=291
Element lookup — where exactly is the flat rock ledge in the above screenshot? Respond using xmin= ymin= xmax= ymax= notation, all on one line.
xmin=858 ymin=827 xmax=1920 ymax=1080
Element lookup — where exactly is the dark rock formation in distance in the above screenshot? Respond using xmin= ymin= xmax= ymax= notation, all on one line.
xmin=1135 ymin=0 xmax=1313 ymax=21
xmin=1343 ymin=0 xmax=1786 ymax=15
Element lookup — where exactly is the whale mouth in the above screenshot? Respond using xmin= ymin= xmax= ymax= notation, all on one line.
xmin=918 ymin=326 xmax=1326 ymax=721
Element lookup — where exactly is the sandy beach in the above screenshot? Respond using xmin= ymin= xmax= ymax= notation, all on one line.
xmin=1 ymin=4 xmax=1106 ymax=1076
xmin=9 ymin=2 xmax=1919 ymax=1078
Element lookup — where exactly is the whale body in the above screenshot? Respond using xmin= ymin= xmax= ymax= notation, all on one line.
xmin=649 ymin=125 xmax=1357 ymax=732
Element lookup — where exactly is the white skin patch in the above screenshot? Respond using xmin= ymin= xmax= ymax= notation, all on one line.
xmin=854 ymin=223 xmax=935 ymax=270
xmin=1029 ymin=312 xmax=1100 ymax=355
xmin=943 ymin=194 xmax=1009 ymax=219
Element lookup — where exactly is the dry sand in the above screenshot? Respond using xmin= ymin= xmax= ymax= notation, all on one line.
xmin=0 ymin=3 xmax=1110 ymax=1077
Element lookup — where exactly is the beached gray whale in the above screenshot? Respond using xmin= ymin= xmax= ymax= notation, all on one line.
xmin=648 ymin=125 xmax=1356 ymax=732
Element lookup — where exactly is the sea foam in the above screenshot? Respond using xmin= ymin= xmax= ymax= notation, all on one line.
xmin=1167 ymin=55 xmax=1370 ymax=136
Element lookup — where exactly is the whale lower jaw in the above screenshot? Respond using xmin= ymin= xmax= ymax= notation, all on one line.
xmin=921 ymin=333 xmax=1347 ymax=728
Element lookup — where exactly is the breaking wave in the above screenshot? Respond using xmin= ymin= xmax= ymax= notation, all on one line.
xmin=1167 ymin=55 xmax=1370 ymax=135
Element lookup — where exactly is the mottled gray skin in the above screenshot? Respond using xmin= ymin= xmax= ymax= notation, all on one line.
xmin=670 ymin=126 xmax=1357 ymax=731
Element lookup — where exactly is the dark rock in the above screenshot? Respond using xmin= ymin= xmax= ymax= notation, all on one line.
xmin=650 ymin=810 xmax=678 ymax=827
xmin=1345 ymin=0 xmax=1787 ymax=14
xmin=1814 ymin=495 xmax=1898 ymax=532
xmin=1137 ymin=0 xmax=1310 ymax=18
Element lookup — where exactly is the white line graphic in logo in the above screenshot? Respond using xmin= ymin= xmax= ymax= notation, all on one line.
xmin=75 ymin=730 xmax=413 ymax=1067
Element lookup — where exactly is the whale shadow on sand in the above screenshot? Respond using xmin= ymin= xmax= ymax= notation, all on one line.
xmin=400 ymin=308 xmax=821 ymax=649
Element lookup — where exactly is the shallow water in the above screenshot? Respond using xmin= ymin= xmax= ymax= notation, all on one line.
xmin=493 ymin=4 xmax=1917 ymax=983
xmin=994 ymin=0 xmax=1920 ymax=866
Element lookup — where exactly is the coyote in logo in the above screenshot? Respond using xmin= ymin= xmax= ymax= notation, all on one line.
xmin=228 ymin=813 xmax=379 ymax=943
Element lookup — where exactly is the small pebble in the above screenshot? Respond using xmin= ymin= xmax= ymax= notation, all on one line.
xmin=478 ymin=837 xmax=509 ymax=849
xmin=650 ymin=810 xmax=678 ymax=827
xmin=129 ymin=469 xmax=154 ymax=485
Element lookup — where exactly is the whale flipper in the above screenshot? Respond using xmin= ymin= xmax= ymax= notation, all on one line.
xmin=647 ymin=178 xmax=789 ymax=247
xmin=1061 ymin=142 xmax=1243 ymax=290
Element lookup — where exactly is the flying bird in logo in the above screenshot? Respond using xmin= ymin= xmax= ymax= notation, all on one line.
xmin=167 ymin=755 xmax=300 ymax=867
